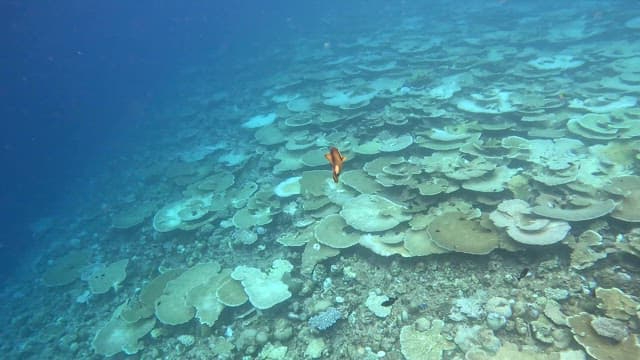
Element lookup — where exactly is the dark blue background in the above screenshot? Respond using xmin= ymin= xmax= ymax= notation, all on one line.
xmin=0 ymin=0 xmax=376 ymax=280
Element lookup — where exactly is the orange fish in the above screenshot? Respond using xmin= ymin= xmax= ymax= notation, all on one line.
xmin=324 ymin=147 xmax=346 ymax=183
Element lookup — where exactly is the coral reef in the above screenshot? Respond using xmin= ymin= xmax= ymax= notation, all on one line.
xmin=5 ymin=2 xmax=640 ymax=360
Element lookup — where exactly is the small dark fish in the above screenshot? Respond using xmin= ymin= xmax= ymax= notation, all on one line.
xmin=517 ymin=268 xmax=530 ymax=281
xmin=381 ymin=297 xmax=397 ymax=307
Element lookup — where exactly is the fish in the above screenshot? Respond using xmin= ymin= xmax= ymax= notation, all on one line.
xmin=517 ymin=268 xmax=530 ymax=281
xmin=381 ymin=296 xmax=397 ymax=307
xmin=324 ymin=146 xmax=346 ymax=183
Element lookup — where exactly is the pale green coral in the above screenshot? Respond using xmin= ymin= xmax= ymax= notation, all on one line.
xmin=231 ymin=259 xmax=293 ymax=310
xmin=88 ymin=259 xmax=129 ymax=295
xmin=340 ymin=194 xmax=410 ymax=232
xmin=92 ymin=303 xmax=156 ymax=357
xmin=155 ymin=262 xmax=221 ymax=325
xmin=42 ymin=250 xmax=90 ymax=287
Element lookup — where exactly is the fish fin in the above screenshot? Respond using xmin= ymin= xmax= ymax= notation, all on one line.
xmin=341 ymin=155 xmax=347 ymax=162
xmin=324 ymin=153 xmax=332 ymax=162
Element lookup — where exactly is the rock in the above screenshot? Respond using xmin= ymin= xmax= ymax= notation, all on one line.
xmin=477 ymin=328 xmax=501 ymax=353
xmin=531 ymin=319 xmax=555 ymax=344
xmin=177 ymin=334 xmax=195 ymax=347
xmin=544 ymin=287 xmax=570 ymax=301
xmin=551 ymin=328 xmax=572 ymax=349
xmin=304 ymin=338 xmax=326 ymax=359
xmin=486 ymin=312 xmax=507 ymax=330
xmin=415 ymin=318 xmax=431 ymax=331
xmin=485 ymin=297 xmax=512 ymax=318
xmin=515 ymin=318 xmax=529 ymax=336
xmin=255 ymin=331 xmax=269 ymax=345
xmin=273 ymin=319 xmax=293 ymax=341
xmin=590 ymin=316 xmax=629 ymax=342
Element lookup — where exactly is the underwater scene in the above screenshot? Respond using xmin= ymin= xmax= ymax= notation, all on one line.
xmin=2 ymin=1 xmax=640 ymax=359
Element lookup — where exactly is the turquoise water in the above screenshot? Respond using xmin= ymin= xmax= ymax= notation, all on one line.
xmin=1 ymin=1 xmax=639 ymax=359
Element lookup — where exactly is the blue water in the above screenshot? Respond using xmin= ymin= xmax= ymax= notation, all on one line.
xmin=0 ymin=0 xmax=311 ymax=278
xmin=2 ymin=1 xmax=639 ymax=359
